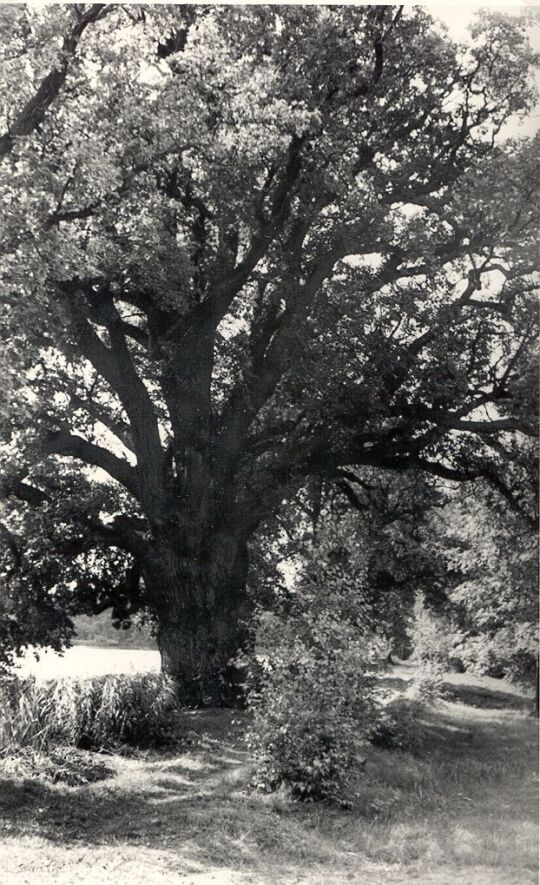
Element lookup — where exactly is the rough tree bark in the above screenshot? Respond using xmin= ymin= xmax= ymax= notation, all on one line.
xmin=141 ymin=530 xmax=251 ymax=702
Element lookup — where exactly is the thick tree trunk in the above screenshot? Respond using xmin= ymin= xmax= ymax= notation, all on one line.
xmin=156 ymin=595 xmax=249 ymax=705
xmin=534 ymin=654 xmax=539 ymax=718
xmin=143 ymin=534 xmax=251 ymax=705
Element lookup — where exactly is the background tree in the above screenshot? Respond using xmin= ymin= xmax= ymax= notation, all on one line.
xmin=441 ymin=486 xmax=538 ymax=692
xmin=0 ymin=5 xmax=538 ymax=689
xmin=255 ymin=470 xmax=450 ymax=660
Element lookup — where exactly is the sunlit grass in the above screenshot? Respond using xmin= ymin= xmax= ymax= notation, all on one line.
xmin=0 ymin=672 xmax=536 ymax=884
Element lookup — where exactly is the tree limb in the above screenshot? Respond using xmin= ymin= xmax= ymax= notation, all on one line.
xmin=57 ymin=280 xmax=167 ymax=517
xmin=0 ymin=474 xmax=49 ymax=506
xmin=0 ymin=5 xmax=111 ymax=160
xmin=43 ymin=429 xmax=139 ymax=498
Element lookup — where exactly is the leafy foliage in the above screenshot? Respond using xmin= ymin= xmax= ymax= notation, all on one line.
xmin=368 ymin=697 xmax=424 ymax=751
xmin=253 ymin=470 xmax=451 ymax=661
xmin=433 ymin=488 xmax=538 ymax=687
xmin=409 ymin=597 xmax=456 ymax=675
xmin=456 ymin=628 xmax=538 ymax=686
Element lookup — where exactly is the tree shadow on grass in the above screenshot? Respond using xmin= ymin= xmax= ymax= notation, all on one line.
xmin=441 ymin=680 xmax=531 ymax=711
xmin=0 ymin=710 xmax=276 ymax=871
xmin=0 ymin=762 xmax=333 ymax=875
xmin=379 ymin=663 xmax=532 ymax=713
xmin=376 ymin=674 xmax=412 ymax=694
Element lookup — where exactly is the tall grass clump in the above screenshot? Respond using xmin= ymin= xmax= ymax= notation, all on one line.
xmin=0 ymin=673 xmax=179 ymax=752
xmin=0 ymin=677 xmax=58 ymax=751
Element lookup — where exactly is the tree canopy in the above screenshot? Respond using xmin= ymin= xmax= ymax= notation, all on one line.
xmin=0 ymin=5 xmax=538 ymax=683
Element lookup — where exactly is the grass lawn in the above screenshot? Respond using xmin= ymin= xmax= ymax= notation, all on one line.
xmin=0 ymin=667 xmax=537 ymax=885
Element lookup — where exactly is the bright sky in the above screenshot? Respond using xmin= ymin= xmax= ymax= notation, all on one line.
xmin=428 ymin=0 xmax=536 ymax=35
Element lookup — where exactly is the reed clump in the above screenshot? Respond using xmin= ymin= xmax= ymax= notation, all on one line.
xmin=0 ymin=673 xmax=179 ymax=752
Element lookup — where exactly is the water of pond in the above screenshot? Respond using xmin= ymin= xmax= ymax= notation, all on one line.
xmin=12 ymin=645 xmax=161 ymax=682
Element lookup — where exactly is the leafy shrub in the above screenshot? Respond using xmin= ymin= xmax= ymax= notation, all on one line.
xmin=368 ymin=696 xmax=422 ymax=750
xmin=246 ymin=627 xmax=377 ymax=802
xmin=0 ymin=673 xmax=179 ymax=752
xmin=409 ymin=668 xmax=446 ymax=704
xmin=409 ymin=598 xmax=456 ymax=672
xmin=455 ymin=625 xmax=538 ymax=689
xmin=245 ymin=536 xmax=381 ymax=802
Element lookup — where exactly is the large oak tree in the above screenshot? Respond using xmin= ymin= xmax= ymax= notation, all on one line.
xmin=0 ymin=5 xmax=538 ymax=688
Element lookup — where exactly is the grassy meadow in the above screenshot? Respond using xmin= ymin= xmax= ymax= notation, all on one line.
xmin=0 ymin=664 xmax=537 ymax=885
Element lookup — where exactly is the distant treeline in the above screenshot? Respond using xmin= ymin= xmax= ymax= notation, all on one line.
xmin=73 ymin=612 xmax=157 ymax=650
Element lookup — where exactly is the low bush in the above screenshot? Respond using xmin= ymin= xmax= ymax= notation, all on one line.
xmin=368 ymin=696 xmax=423 ymax=751
xmin=0 ymin=673 xmax=179 ymax=752
xmin=246 ymin=627 xmax=378 ymax=802
xmin=245 ymin=534 xmax=381 ymax=803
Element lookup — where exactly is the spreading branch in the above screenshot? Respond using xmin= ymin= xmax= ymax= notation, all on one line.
xmin=43 ymin=429 xmax=138 ymax=498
